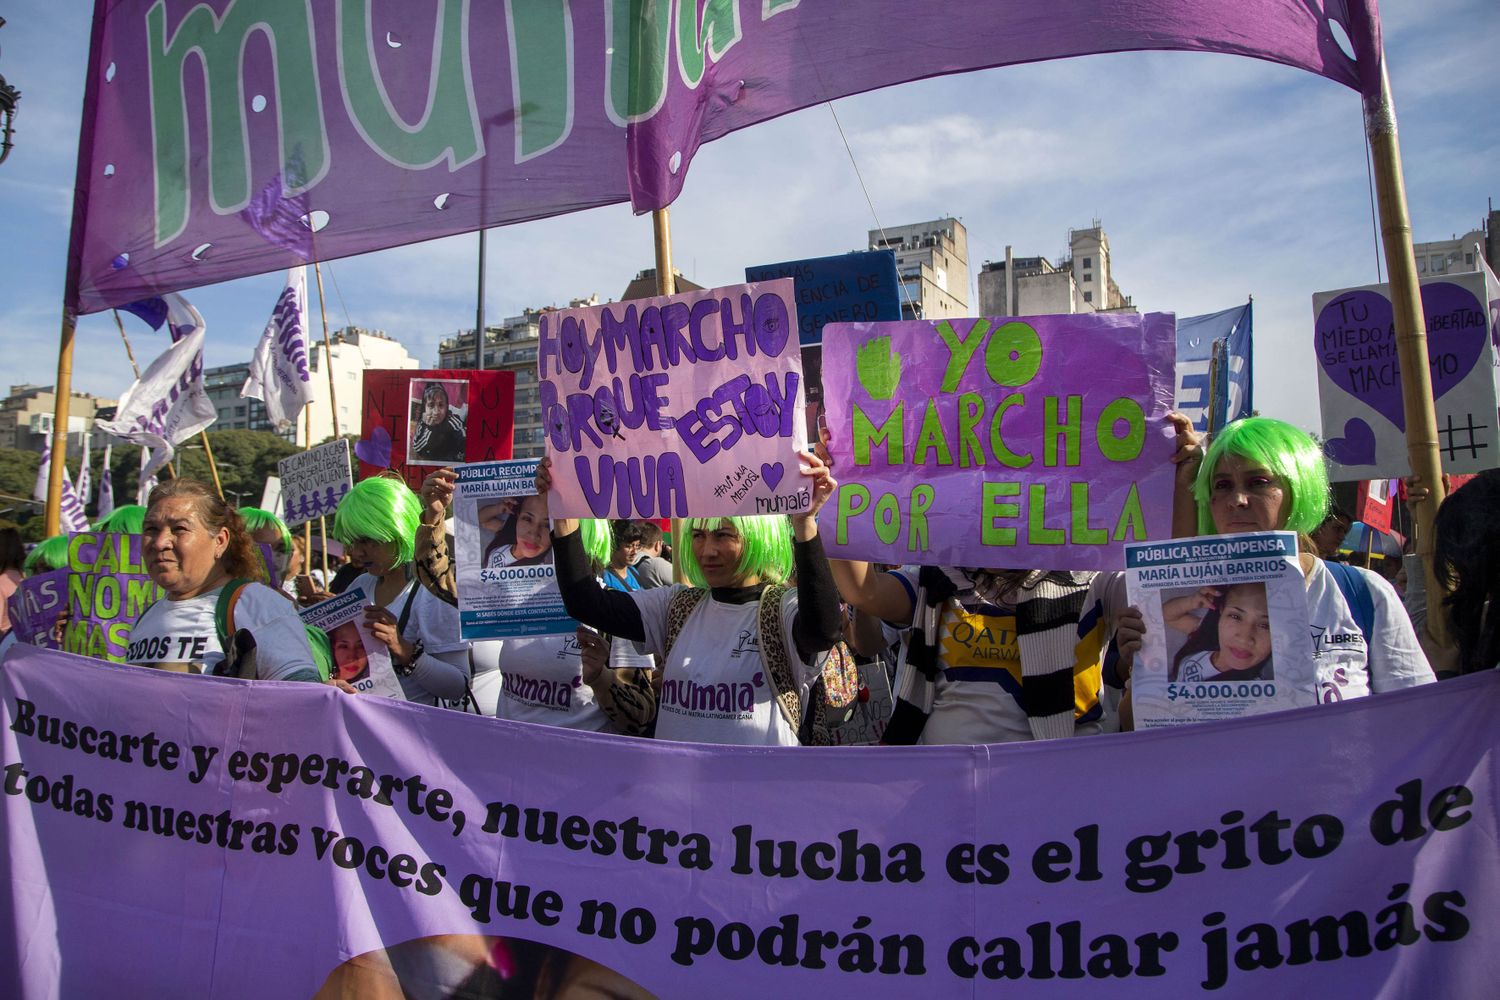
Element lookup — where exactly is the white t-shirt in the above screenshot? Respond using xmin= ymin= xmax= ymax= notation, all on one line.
xmin=494 ymin=633 xmax=610 ymax=731
xmin=1175 ymin=649 xmax=1224 ymax=684
xmin=127 ymin=583 xmax=316 ymax=681
xmin=631 ymin=585 xmax=820 ymax=747
xmin=1306 ymin=560 xmax=1434 ymax=702
xmin=351 ymin=573 xmax=472 ymax=706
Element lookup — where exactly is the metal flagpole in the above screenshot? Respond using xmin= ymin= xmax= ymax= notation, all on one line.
xmin=1364 ymin=61 xmax=1448 ymax=643
xmin=312 ymin=261 xmax=342 ymax=439
xmin=475 ymin=229 xmax=487 ymax=370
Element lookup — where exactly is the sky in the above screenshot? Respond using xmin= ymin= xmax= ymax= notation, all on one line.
xmin=1 ymin=1 xmax=1496 ymax=436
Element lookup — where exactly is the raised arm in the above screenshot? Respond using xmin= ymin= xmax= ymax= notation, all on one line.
xmin=789 ymin=449 xmax=844 ymax=660
xmin=538 ymin=458 xmax=647 ymax=642
xmin=1169 ymin=412 xmax=1204 ymax=539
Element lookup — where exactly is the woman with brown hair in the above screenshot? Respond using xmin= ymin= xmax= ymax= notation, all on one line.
xmin=127 ymin=479 xmax=321 ymax=681
xmin=0 ymin=527 xmax=25 ymax=640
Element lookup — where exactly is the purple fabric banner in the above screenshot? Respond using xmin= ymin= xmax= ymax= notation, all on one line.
xmin=65 ymin=1 xmax=1381 ymax=314
xmin=3 ymin=646 xmax=1496 ymax=998
xmin=4 ymin=571 xmax=67 ymax=650
xmin=540 ymin=280 xmax=809 ymax=519
xmin=822 ymin=313 xmax=1177 ymax=570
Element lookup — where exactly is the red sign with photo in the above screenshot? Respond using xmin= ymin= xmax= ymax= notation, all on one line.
xmin=357 ymin=370 xmax=516 ymax=490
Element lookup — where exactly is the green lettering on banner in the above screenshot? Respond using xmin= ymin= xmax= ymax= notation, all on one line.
xmin=1071 ymin=483 xmax=1109 ymax=545
xmin=988 ymin=394 xmax=1031 ymax=469
xmin=835 ymin=485 xmax=870 ymax=545
xmin=1097 ymin=398 xmax=1147 ymax=462
xmin=339 ymin=0 xmax=483 ymax=169
xmin=127 ymin=578 xmax=159 ymax=619
xmin=1027 ymin=484 xmax=1064 ymax=545
xmin=956 ymin=393 xmax=986 ymax=468
xmin=984 ymin=321 xmax=1043 ymax=387
xmin=1044 ymin=395 xmax=1082 ymax=467
xmin=913 ymin=401 xmax=953 ymax=466
xmin=853 ymin=402 xmax=903 ymax=466
xmin=762 ymin=0 xmax=801 ymax=17
xmin=982 ymin=482 xmax=1020 ymax=546
xmin=146 ymin=0 xmax=327 ymax=245
xmin=873 ymin=493 xmax=901 ymax=545
xmin=937 ymin=319 xmax=989 ymax=393
xmin=909 ymin=485 xmax=934 ymax=551
xmin=1113 ymin=483 xmax=1147 ymax=540
xmin=675 ymin=0 xmax=742 ymax=89
xmin=605 ymin=0 xmax=672 ymax=123
xmin=506 ymin=0 xmax=573 ymax=161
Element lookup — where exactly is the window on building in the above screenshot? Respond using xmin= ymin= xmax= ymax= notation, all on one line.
xmin=1465 ymin=253 xmax=1474 ymax=266
xmin=1083 ymin=292 xmax=1093 ymax=303
xmin=1082 ymin=272 xmax=1092 ymax=282
xmin=1082 ymin=257 xmax=1092 ymax=268
xmin=1432 ymin=256 xmax=1445 ymax=271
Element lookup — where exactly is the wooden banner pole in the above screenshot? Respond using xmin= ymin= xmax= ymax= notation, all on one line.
xmin=1364 ymin=61 xmax=1448 ymax=643
xmin=43 ymin=309 xmax=77 ymax=536
xmin=199 ymin=431 xmax=224 ymax=499
xmin=652 ymin=208 xmax=684 ymax=578
xmin=313 ymin=261 xmax=342 ymax=440
xmin=111 ymin=309 xmax=143 ymax=378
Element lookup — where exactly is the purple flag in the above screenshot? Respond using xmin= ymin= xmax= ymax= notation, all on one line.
xmin=64 ymin=2 xmax=1381 ymax=314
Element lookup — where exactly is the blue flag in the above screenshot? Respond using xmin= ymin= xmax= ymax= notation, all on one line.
xmin=1175 ymin=301 xmax=1253 ymax=432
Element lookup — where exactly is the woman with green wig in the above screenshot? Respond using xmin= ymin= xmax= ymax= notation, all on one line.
xmin=411 ymin=469 xmax=648 ymax=727
xmin=537 ymin=452 xmax=844 ymax=747
xmin=1110 ymin=415 xmax=1434 ymax=724
xmin=332 ymin=476 xmax=470 ymax=706
xmin=239 ymin=506 xmax=298 ymax=588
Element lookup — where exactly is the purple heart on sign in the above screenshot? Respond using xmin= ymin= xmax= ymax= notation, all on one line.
xmin=761 ymin=463 xmax=785 ymax=490
xmin=354 ymin=425 xmax=393 ymax=468
xmin=1316 ymin=282 xmax=1486 ymax=432
xmin=1323 ymin=417 xmax=1377 ymax=467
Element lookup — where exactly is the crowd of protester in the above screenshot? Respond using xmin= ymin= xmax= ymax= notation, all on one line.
xmin=0 ymin=414 xmax=1494 ymax=747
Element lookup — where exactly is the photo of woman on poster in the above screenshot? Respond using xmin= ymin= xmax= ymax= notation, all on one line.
xmin=328 ymin=620 xmax=371 ymax=683
xmin=480 ymin=494 xmax=551 ymax=568
xmin=409 ymin=379 xmax=468 ymax=465
xmin=1165 ymin=582 xmax=1275 ymax=683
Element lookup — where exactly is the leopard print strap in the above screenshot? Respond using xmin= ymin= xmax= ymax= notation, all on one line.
xmin=757 ymin=585 xmax=815 ymax=741
xmin=413 ymin=517 xmax=458 ymax=607
xmin=594 ymin=665 xmax=658 ymax=736
xmin=663 ymin=588 xmax=707 ymax=661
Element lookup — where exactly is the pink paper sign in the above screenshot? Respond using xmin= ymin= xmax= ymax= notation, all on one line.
xmin=540 ymin=280 xmax=810 ymax=518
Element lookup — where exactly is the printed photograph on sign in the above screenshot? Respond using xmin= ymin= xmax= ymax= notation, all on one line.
xmin=408 ymin=377 xmax=470 ymax=466
xmin=299 ymin=585 xmax=405 ymax=700
xmin=1125 ymin=531 xmax=1312 ymax=727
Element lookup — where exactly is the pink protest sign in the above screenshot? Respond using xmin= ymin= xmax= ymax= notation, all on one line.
xmin=821 ymin=312 xmax=1177 ymax=571
xmin=540 ymin=280 xmax=809 ymax=519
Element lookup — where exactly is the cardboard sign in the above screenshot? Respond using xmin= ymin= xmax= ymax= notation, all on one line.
xmin=299 ymin=586 xmax=405 ymax=700
xmin=745 ymin=250 xmax=902 ymax=348
xmin=61 ymin=532 xmax=163 ymax=662
xmin=1314 ymin=272 xmax=1499 ymax=479
xmin=277 ymin=440 xmax=353 ymax=527
xmin=821 ymin=312 xmax=1176 ymax=570
xmin=540 ymin=280 xmax=810 ymax=519
xmin=453 ymin=460 xmax=573 ymax=640
xmin=5 ymin=569 xmax=68 ymax=650
xmin=1125 ymin=532 xmax=1314 ymax=727
xmin=357 ymin=369 xmax=516 ymax=491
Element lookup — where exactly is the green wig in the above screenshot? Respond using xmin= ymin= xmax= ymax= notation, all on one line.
xmin=24 ymin=535 xmax=70 ymax=574
xmin=332 ymin=477 xmax=421 ymax=567
xmin=93 ymin=504 xmax=146 ymax=535
xmin=239 ymin=506 xmax=293 ymax=552
xmin=1193 ymin=417 xmax=1329 ymax=536
xmin=576 ymin=518 xmax=614 ymax=570
xmin=677 ymin=515 xmax=792 ymax=588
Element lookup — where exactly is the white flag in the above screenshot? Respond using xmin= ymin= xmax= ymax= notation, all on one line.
xmin=75 ymin=432 xmax=92 ymax=512
xmin=59 ymin=475 xmax=90 ymax=533
xmin=31 ymin=438 xmax=51 ymax=504
xmin=94 ymin=293 xmax=216 ymax=480
xmin=137 ymin=447 xmax=159 ymax=507
xmin=242 ymin=267 xmax=314 ymax=429
xmin=96 ymin=443 xmax=115 ymax=521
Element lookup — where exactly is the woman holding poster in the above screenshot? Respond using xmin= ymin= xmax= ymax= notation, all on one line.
xmin=1116 ymin=416 xmax=1433 ymax=717
xmin=332 ymin=477 xmax=471 ymax=706
xmin=539 ymin=454 xmax=845 ymax=747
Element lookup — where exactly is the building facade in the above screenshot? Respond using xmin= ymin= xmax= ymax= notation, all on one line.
xmin=303 ymin=327 xmax=419 ymax=446
xmin=0 ymin=384 xmax=116 ymax=456
xmin=204 ymin=364 xmax=295 ymax=439
xmin=868 ymin=218 xmax=969 ymax=319
xmin=977 ymin=222 xmax=1135 ymax=317
xmin=1412 ymin=207 xmax=1498 ymax=276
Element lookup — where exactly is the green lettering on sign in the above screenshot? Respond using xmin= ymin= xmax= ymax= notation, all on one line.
xmin=852 ymin=402 xmax=903 ymax=466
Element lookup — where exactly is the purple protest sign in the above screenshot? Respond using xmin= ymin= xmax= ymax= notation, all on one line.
xmin=1314 ymin=273 xmax=1500 ymax=477
xmin=4 ymin=570 xmax=68 ymax=650
xmin=4 ymin=647 xmax=1498 ymax=997
xmin=540 ymin=280 xmax=809 ymax=519
xmin=60 ymin=532 xmax=162 ymax=662
xmin=66 ymin=2 xmax=1379 ymax=314
xmin=822 ymin=313 xmax=1176 ymax=570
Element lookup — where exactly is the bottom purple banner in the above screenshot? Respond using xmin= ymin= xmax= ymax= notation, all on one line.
xmin=3 ymin=647 xmax=1496 ymax=998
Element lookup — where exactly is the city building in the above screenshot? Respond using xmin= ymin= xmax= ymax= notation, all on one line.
xmin=977 ymin=222 xmax=1135 ymax=317
xmin=1412 ymin=204 xmax=1499 ymax=275
xmin=204 ymin=364 xmax=295 ymax=440
xmin=303 ymin=327 xmax=418 ymax=445
xmin=868 ymin=218 xmax=969 ymax=319
xmin=0 ymin=384 xmax=116 ymax=455
xmin=436 ymin=297 xmax=599 ymax=460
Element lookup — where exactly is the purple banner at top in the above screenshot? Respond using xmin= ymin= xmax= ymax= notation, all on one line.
xmin=66 ymin=1 xmax=1380 ymax=314
xmin=822 ymin=313 xmax=1177 ymax=571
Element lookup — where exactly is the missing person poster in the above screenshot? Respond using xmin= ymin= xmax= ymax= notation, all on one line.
xmin=1125 ymin=531 xmax=1313 ymax=727
xmin=453 ymin=459 xmax=572 ymax=641
xmin=407 ymin=377 xmax=470 ymax=466
xmin=357 ymin=369 xmax=516 ymax=490
xmin=299 ymin=586 xmax=405 ymax=700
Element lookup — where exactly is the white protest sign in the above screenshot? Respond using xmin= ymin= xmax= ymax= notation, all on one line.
xmin=278 ymin=440 xmax=353 ymax=527
xmin=1125 ymin=531 xmax=1314 ymax=727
